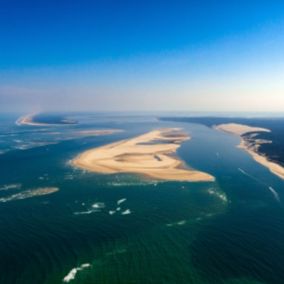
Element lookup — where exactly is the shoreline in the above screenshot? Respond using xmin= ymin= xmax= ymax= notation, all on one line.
xmin=72 ymin=128 xmax=214 ymax=182
xmin=216 ymin=123 xmax=284 ymax=180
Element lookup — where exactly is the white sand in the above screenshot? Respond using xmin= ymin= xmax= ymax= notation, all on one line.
xmin=215 ymin=123 xmax=270 ymax=136
xmin=72 ymin=128 xmax=214 ymax=182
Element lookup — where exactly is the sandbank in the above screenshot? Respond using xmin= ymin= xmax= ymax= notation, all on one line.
xmin=72 ymin=128 xmax=214 ymax=182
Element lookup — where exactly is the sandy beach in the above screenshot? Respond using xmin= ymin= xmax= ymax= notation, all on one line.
xmin=215 ymin=123 xmax=270 ymax=136
xmin=216 ymin=123 xmax=284 ymax=180
xmin=72 ymin=128 xmax=214 ymax=182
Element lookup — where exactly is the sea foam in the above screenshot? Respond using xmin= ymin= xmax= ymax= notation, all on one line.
xmin=0 ymin=187 xmax=59 ymax=203
xmin=74 ymin=202 xmax=105 ymax=215
xmin=92 ymin=202 xmax=105 ymax=209
xmin=0 ymin=183 xmax=21 ymax=192
xmin=73 ymin=210 xmax=94 ymax=215
xmin=121 ymin=209 xmax=131 ymax=215
xmin=63 ymin=263 xmax=91 ymax=282
xmin=117 ymin=198 xmax=127 ymax=205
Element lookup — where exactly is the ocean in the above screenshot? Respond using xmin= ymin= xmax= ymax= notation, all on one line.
xmin=0 ymin=113 xmax=284 ymax=284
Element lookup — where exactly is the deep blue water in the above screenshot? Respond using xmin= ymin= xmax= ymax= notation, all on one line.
xmin=0 ymin=113 xmax=284 ymax=284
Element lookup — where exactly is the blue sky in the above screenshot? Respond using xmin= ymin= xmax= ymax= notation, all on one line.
xmin=1 ymin=0 xmax=284 ymax=112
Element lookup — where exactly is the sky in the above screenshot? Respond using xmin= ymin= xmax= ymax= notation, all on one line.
xmin=1 ymin=0 xmax=284 ymax=113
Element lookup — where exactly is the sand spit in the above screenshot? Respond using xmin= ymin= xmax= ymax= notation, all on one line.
xmin=16 ymin=113 xmax=52 ymax=126
xmin=216 ymin=123 xmax=284 ymax=180
xmin=72 ymin=128 xmax=214 ymax=182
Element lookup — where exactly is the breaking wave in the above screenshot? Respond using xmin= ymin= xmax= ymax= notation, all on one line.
xmin=121 ymin=209 xmax=131 ymax=215
xmin=0 ymin=183 xmax=22 ymax=192
xmin=63 ymin=263 xmax=91 ymax=282
xmin=0 ymin=187 xmax=59 ymax=203
xmin=117 ymin=198 xmax=127 ymax=205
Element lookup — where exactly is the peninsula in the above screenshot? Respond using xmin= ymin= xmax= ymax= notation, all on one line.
xmin=72 ymin=128 xmax=214 ymax=182
xmin=216 ymin=123 xmax=284 ymax=180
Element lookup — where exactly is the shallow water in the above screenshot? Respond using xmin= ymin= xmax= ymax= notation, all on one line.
xmin=0 ymin=113 xmax=283 ymax=283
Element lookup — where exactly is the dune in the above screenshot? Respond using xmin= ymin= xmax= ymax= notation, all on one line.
xmin=72 ymin=128 xmax=214 ymax=182
xmin=216 ymin=123 xmax=284 ymax=180
xmin=215 ymin=123 xmax=270 ymax=136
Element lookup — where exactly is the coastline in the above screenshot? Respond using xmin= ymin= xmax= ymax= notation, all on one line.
xmin=216 ymin=123 xmax=284 ymax=180
xmin=72 ymin=128 xmax=214 ymax=182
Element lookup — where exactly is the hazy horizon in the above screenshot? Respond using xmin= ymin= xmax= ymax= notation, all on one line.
xmin=1 ymin=1 xmax=284 ymax=113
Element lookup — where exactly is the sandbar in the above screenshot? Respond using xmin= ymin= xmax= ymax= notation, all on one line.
xmin=216 ymin=123 xmax=284 ymax=180
xmin=215 ymin=123 xmax=270 ymax=136
xmin=72 ymin=128 xmax=214 ymax=182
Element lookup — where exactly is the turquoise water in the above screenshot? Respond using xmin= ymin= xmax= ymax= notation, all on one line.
xmin=0 ymin=114 xmax=284 ymax=284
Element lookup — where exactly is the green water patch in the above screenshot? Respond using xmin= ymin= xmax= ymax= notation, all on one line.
xmin=0 ymin=173 xmax=228 ymax=283
xmin=50 ymin=176 xmax=227 ymax=284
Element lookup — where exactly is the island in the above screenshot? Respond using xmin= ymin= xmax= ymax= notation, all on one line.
xmin=72 ymin=128 xmax=214 ymax=182
xmin=216 ymin=123 xmax=284 ymax=180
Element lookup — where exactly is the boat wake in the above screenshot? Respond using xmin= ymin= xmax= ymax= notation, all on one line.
xmin=268 ymin=186 xmax=280 ymax=202
xmin=238 ymin=168 xmax=280 ymax=203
